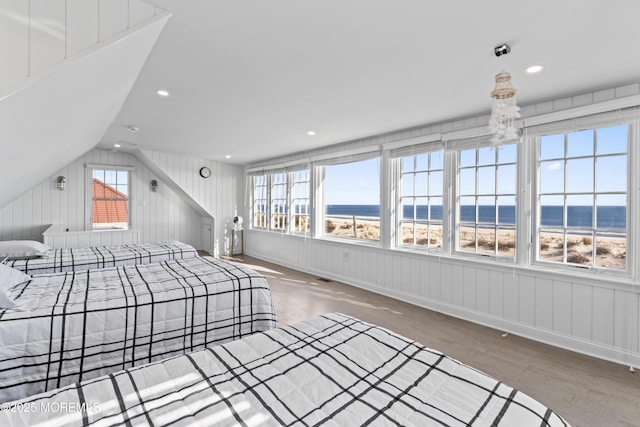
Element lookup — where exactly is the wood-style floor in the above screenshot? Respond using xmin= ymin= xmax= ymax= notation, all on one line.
xmin=222 ymin=254 xmax=640 ymax=427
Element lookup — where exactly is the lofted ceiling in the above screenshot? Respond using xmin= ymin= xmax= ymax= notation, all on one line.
xmin=99 ymin=0 xmax=640 ymax=165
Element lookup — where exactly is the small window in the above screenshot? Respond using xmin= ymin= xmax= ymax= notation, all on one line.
xmin=457 ymin=144 xmax=517 ymax=257
xmin=270 ymin=172 xmax=288 ymax=230
xmin=537 ymin=125 xmax=628 ymax=270
xmin=91 ymin=169 xmax=129 ymax=230
xmin=252 ymin=175 xmax=268 ymax=229
xmin=291 ymin=169 xmax=311 ymax=234
xmin=323 ymin=157 xmax=381 ymax=241
xmin=398 ymin=150 xmax=444 ymax=250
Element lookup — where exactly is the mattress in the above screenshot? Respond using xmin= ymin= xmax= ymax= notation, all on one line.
xmin=4 ymin=240 xmax=198 ymax=274
xmin=0 ymin=256 xmax=277 ymax=402
xmin=0 ymin=313 xmax=568 ymax=426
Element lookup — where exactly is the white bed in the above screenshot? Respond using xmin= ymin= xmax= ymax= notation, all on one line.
xmin=0 ymin=313 xmax=568 ymax=426
xmin=3 ymin=240 xmax=198 ymax=274
xmin=0 ymin=256 xmax=277 ymax=403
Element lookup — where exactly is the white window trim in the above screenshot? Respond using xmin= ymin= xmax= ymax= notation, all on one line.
xmin=85 ymin=165 xmax=133 ymax=231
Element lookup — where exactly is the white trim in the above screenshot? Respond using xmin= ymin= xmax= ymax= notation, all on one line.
xmin=310 ymin=145 xmax=381 ymax=164
xmin=85 ymin=164 xmax=135 ymax=171
xmin=382 ymin=133 xmax=442 ymax=151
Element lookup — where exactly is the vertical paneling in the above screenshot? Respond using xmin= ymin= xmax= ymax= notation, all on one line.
xmin=519 ymin=275 xmax=536 ymax=325
xmin=503 ymin=274 xmax=519 ymax=321
xmin=592 ymin=287 xmax=614 ymax=346
xmin=552 ymin=280 xmax=573 ymax=335
xmin=0 ymin=148 xmax=214 ymax=249
xmin=0 ymin=0 xmax=29 ymax=89
xmin=67 ymin=0 xmax=99 ymax=57
xmin=29 ymin=0 xmax=66 ymax=75
xmin=535 ymin=278 xmax=554 ymax=330
xmin=572 ymin=283 xmax=593 ymax=341
xmin=99 ymin=0 xmax=128 ymax=41
xmin=488 ymin=270 xmax=503 ymax=317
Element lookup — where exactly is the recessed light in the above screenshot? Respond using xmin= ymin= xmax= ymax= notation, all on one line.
xmin=526 ymin=64 xmax=544 ymax=74
xmin=114 ymin=143 xmax=121 ymax=148
xmin=127 ymin=126 xmax=139 ymax=133
xmin=225 ymin=155 xmax=231 ymax=159
xmin=156 ymin=89 xmax=170 ymax=97
xmin=307 ymin=131 xmax=316 ymax=136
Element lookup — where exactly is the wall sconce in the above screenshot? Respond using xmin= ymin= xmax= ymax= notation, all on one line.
xmin=151 ymin=179 xmax=158 ymax=192
xmin=56 ymin=176 xmax=66 ymax=191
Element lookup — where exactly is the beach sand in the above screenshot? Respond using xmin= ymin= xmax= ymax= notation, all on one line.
xmin=324 ymin=217 xmax=626 ymax=270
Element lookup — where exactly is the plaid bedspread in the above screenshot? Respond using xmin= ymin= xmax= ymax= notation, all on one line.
xmin=0 ymin=313 xmax=568 ymax=426
xmin=0 ymin=256 xmax=277 ymax=403
xmin=5 ymin=240 xmax=198 ymax=274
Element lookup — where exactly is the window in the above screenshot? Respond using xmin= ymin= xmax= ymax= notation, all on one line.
xmin=457 ymin=144 xmax=517 ymax=257
xmin=91 ymin=169 xmax=129 ymax=230
xmin=270 ymin=173 xmax=288 ymax=230
xmin=291 ymin=169 xmax=311 ymax=233
xmin=252 ymin=175 xmax=267 ymax=229
xmin=323 ymin=157 xmax=380 ymax=241
xmin=536 ymin=125 xmax=628 ymax=270
xmin=398 ymin=150 xmax=444 ymax=249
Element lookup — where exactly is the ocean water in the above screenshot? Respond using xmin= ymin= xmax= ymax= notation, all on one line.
xmin=325 ymin=204 xmax=626 ymax=230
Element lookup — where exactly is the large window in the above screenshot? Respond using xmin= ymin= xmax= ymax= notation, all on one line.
xmin=323 ymin=157 xmax=380 ymax=241
xmin=457 ymin=144 xmax=517 ymax=257
xmin=91 ymin=169 xmax=129 ymax=230
xmin=291 ymin=169 xmax=311 ymax=234
xmin=536 ymin=125 xmax=628 ymax=270
xmin=398 ymin=150 xmax=444 ymax=249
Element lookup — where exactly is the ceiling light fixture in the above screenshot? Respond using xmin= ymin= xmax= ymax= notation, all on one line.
xmin=526 ymin=64 xmax=544 ymax=74
xmin=114 ymin=143 xmax=121 ymax=148
xmin=225 ymin=155 xmax=231 ymax=159
xmin=156 ymin=89 xmax=170 ymax=97
xmin=127 ymin=126 xmax=139 ymax=133
xmin=307 ymin=131 xmax=316 ymax=136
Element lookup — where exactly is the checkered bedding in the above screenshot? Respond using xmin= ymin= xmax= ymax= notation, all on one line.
xmin=0 ymin=313 xmax=568 ymax=426
xmin=4 ymin=240 xmax=198 ymax=274
xmin=0 ymin=256 xmax=277 ymax=403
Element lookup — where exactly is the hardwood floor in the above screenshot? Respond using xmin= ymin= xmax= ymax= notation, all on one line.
xmin=223 ymin=254 xmax=640 ymax=427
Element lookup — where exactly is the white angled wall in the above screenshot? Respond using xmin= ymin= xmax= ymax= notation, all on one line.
xmin=0 ymin=0 xmax=162 ymax=91
xmin=245 ymin=83 xmax=640 ymax=368
xmin=139 ymin=149 xmax=245 ymax=256
xmin=0 ymin=148 xmax=204 ymax=248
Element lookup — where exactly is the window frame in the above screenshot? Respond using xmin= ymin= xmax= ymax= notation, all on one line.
xmin=395 ymin=148 xmax=445 ymax=252
xmin=531 ymin=124 xmax=631 ymax=276
xmin=290 ymin=169 xmax=311 ymax=235
xmin=320 ymin=156 xmax=382 ymax=244
xmin=85 ymin=165 xmax=133 ymax=231
xmin=452 ymin=142 xmax=518 ymax=261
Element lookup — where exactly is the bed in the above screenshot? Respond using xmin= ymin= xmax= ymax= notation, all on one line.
xmin=3 ymin=240 xmax=198 ymax=274
xmin=0 ymin=313 xmax=568 ymax=426
xmin=0 ymin=256 xmax=277 ymax=403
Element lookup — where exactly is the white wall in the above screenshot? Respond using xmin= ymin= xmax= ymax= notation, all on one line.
xmin=245 ymin=83 xmax=640 ymax=369
xmin=0 ymin=148 xmax=204 ymax=248
xmin=0 ymin=0 xmax=162 ymax=91
xmin=139 ymin=149 xmax=244 ymax=256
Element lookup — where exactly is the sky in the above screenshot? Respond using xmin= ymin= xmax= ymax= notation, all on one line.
xmin=322 ymin=124 xmax=627 ymax=207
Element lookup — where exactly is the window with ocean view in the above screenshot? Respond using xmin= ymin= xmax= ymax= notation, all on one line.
xmin=252 ymin=175 xmax=267 ymax=229
xmin=399 ymin=150 xmax=444 ymax=249
xmin=270 ymin=172 xmax=287 ymax=230
xmin=323 ymin=157 xmax=381 ymax=241
xmin=457 ymin=144 xmax=517 ymax=257
xmin=536 ymin=125 xmax=628 ymax=270
xmin=291 ymin=169 xmax=310 ymax=234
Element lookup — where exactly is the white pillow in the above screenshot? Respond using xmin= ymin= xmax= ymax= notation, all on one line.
xmin=0 ymin=264 xmax=31 ymax=309
xmin=0 ymin=240 xmax=49 ymax=258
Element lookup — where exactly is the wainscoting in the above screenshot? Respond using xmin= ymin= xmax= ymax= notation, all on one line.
xmin=246 ymin=231 xmax=640 ymax=369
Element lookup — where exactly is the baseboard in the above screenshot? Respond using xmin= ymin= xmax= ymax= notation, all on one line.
xmin=247 ymin=250 xmax=640 ymax=371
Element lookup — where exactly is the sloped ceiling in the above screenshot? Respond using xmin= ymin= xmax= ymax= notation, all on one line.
xmin=0 ymin=14 xmax=170 ymax=209
xmin=99 ymin=0 xmax=640 ymax=165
